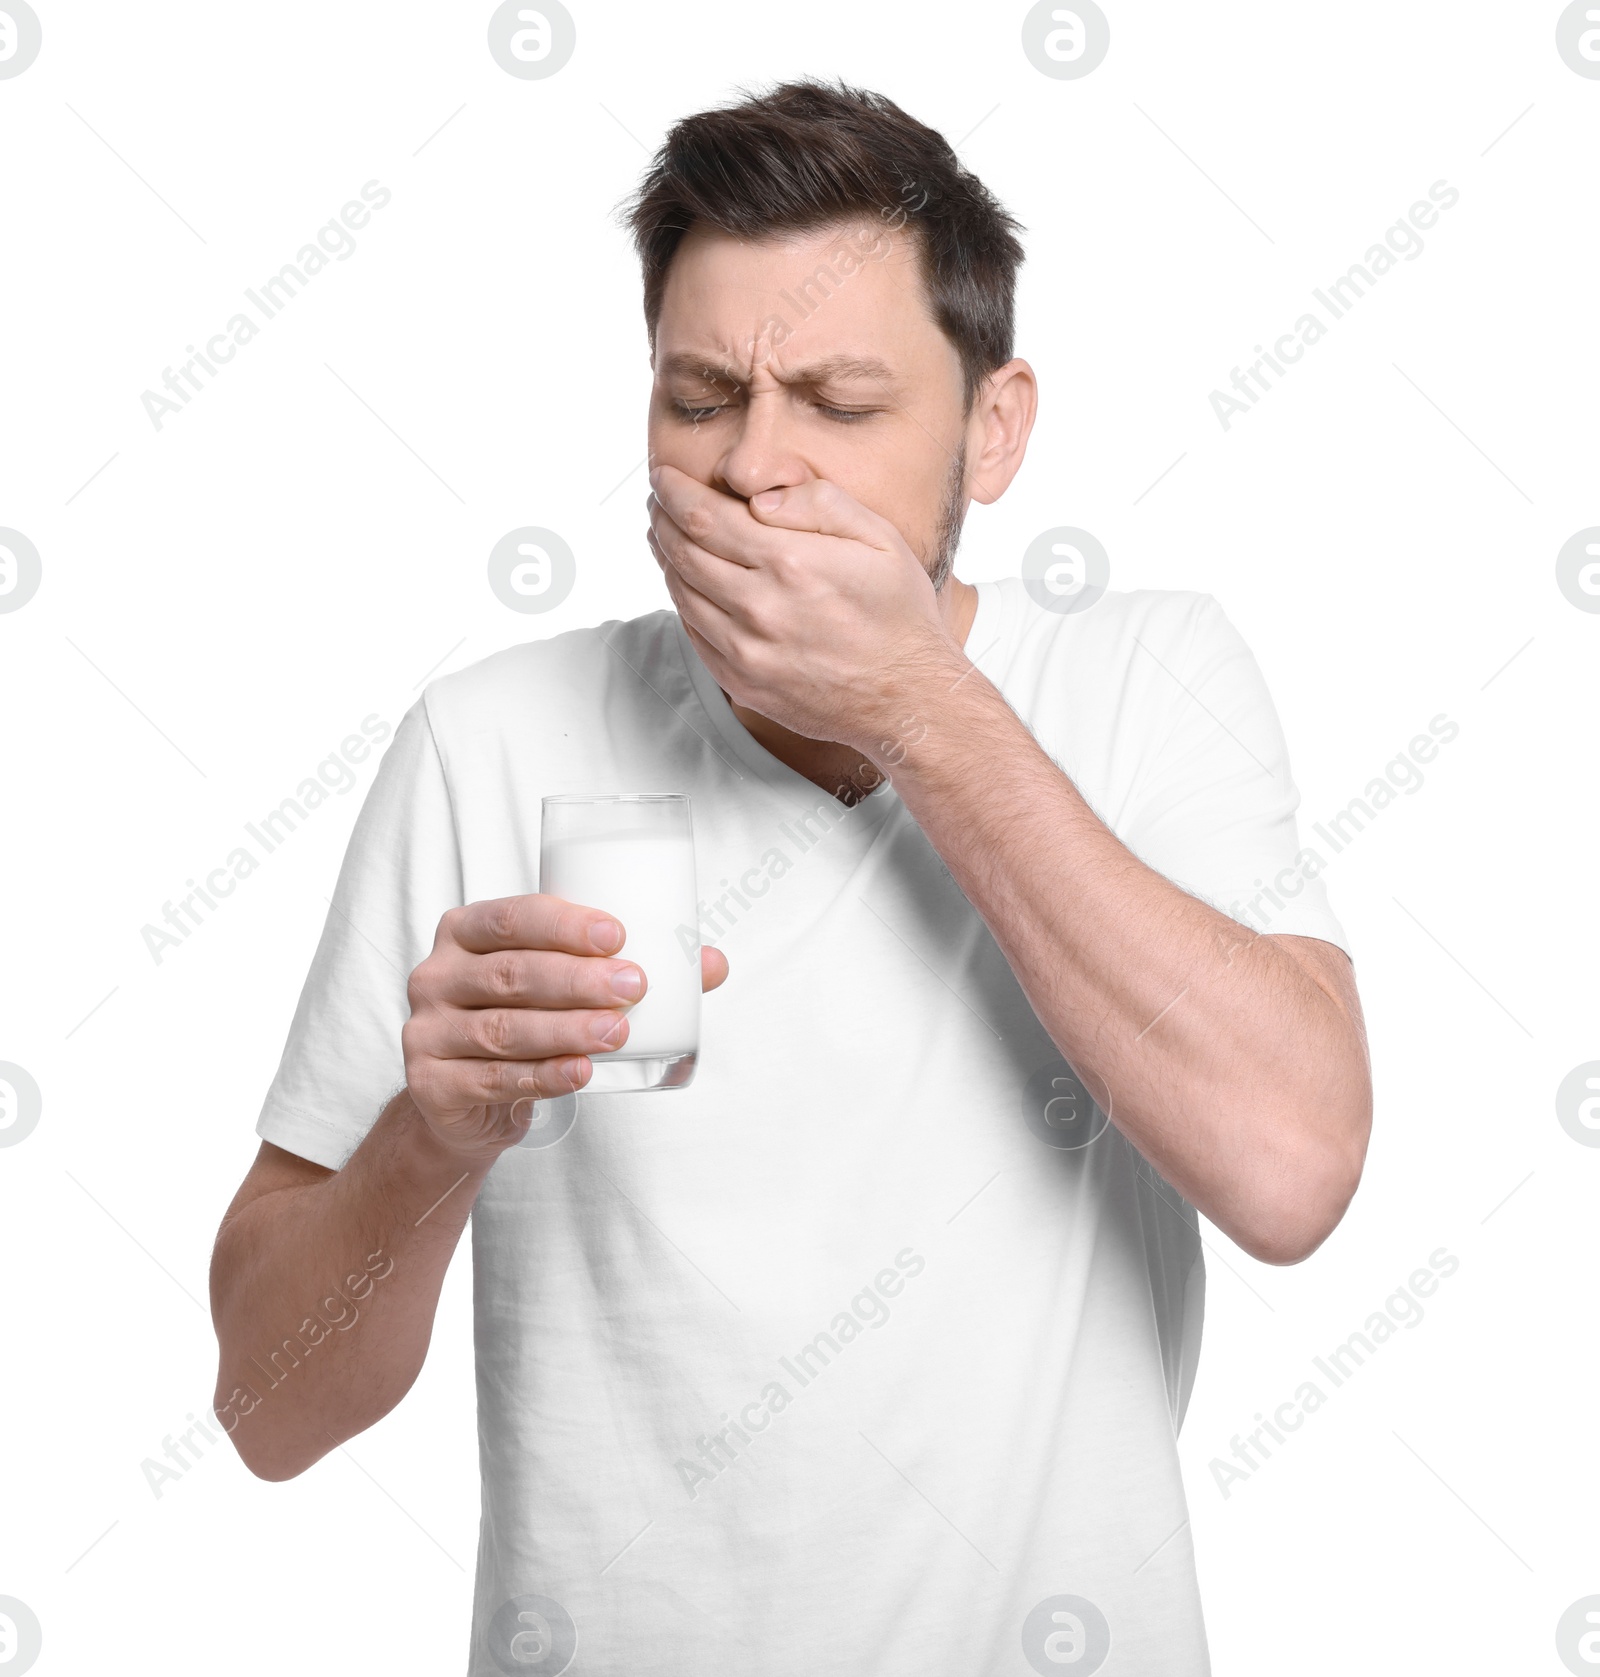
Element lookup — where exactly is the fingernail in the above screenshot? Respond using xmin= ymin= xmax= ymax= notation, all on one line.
xmin=609 ymin=965 xmax=643 ymax=1001
xmin=559 ymin=1057 xmax=587 ymax=1090
xmin=591 ymin=918 xmax=622 ymax=951
xmin=596 ymin=1015 xmax=628 ymax=1048
xmin=648 ymin=466 xmax=662 ymax=488
xmin=752 ymin=488 xmax=781 ymax=511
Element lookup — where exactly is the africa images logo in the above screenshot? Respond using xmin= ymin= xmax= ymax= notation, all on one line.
xmin=484 ymin=1592 xmax=578 ymax=1674
xmin=0 ymin=2 xmax=42 ymax=78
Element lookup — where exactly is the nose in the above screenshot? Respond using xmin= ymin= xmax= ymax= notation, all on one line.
xmin=713 ymin=386 xmax=811 ymax=503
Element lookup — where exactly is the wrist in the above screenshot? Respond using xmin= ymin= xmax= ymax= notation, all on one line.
xmin=848 ymin=642 xmax=968 ymax=769
xmin=386 ymin=1089 xmax=502 ymax=1196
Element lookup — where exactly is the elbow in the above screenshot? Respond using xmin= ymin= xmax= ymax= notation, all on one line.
xmin=212 ymin=1381 xmax=323 ymax=1483
xmin=1238 ymin=1201 xmax=1350 ymax=1267
xmin=233 ymin=1441 xmax=316 ymax=1484
xmin=1234 ymin=1111 xmax=1371 ymax=1267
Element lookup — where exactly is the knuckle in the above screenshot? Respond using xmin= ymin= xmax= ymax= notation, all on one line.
xmin=476 ymin=1008 xmax=515 ymax=1055
xmin=400 ymin=1016 xmax=423 ymax=1063
xmin=732 ymin=633 xmax=772 ymax=683
xmin=437 ymin=904 xmax=467 ymax=947
xmin=407 ymin=1057 xmax=444 ymax=1113
xmin=406 ymin=961 xmax=439 ymax=1015
xmin=469 ymin=1059 xmax=508 ymax=1101
xmin=487 ymin=951 xmax=523 ymax=999
xmin=484 ymin=897 xmax=521 ymax=946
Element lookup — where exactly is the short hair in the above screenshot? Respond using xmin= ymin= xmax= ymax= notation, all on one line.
xmin=620 ymin=77 xmax=1027 ymax=413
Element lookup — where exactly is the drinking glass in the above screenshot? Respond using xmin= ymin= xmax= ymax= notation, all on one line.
xmin=539 ymin=794 xmax=700 ymax=1092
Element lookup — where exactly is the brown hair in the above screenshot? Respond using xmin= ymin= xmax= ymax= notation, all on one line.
xmin=620 ymin=78 xmax=1026 ymax=413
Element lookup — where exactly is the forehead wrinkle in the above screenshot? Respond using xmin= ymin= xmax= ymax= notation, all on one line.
xmin=657 ymin=348 xmax=901 ymax=391
xmin=656 ymin=348 xmax=750 ymax=384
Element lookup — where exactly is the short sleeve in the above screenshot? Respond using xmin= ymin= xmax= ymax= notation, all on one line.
xmin=255 ymin=695 xmax=464 ymax=1169
xmin=1120 ymin=595 xmax=1351 ymax=961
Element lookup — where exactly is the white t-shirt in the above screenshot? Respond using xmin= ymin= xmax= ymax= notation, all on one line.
xmin=257 ymin=579 xmax=1349 ymax=1676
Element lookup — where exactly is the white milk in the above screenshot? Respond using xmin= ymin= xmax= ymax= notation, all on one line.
xmin=540 ymin=830 xmax=700 ymax=1060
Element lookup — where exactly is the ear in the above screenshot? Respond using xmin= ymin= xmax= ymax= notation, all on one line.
xmin=966 ymin=359 xmax=1039 ymax=506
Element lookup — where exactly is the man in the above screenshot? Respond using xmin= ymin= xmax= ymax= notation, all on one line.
xmin=211 ymin=79 xmax=1370 ymax=1675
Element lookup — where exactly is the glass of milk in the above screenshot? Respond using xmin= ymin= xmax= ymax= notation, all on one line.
xmin=539 ymin=794 xmax=700 ymax=1092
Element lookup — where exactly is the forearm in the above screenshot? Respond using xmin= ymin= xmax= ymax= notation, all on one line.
xmin=210 ymin=1088 xmax=492 ymax=1478
xmin=868 ymin=660 xmax=1369 ymax=1260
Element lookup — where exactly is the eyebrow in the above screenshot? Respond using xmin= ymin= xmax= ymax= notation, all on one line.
xmin=657 ymin=351 xmax=898 ymax=390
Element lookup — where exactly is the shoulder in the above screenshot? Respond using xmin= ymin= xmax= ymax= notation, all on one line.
xmin=1005 ymin=581 xmax=1238 ymax=682
xmin=990 ymin=583 xmax=1275 ymax=799
xmin=416 ymin=608 xmax=680 ymax=733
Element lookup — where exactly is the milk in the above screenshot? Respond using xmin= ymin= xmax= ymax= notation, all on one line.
xmin=540 ymin=830 xmax=701 ymax=1061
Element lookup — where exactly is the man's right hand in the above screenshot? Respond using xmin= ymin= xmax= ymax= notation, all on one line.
xmin=212 ymin=891 xmax=734 ymax=1480
xmin=402 ymin=894 xmax=729 ymax=1160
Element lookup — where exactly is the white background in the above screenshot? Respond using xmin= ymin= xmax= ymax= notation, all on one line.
xmin=1 ymin=2 xmax=1596 ymax=1672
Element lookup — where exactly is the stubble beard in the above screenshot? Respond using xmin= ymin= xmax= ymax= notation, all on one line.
xmin=924 ymin=441 xmax=969 ymax=593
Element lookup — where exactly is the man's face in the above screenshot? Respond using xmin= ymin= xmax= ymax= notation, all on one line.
xmin=647 ymin=220 xmax=972 ymax=587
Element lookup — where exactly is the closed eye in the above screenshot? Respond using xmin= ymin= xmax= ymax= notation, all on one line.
xmin=668 ymin=397 xmax=882 ymax=424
